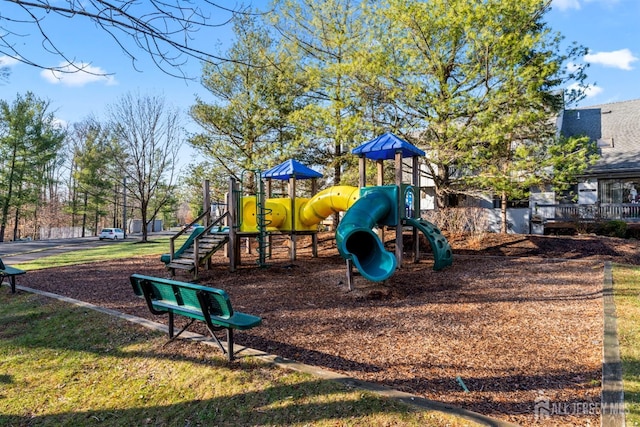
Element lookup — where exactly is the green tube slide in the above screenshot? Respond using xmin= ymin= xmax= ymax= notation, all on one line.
xmin=335 ymin=189 xmax=397 ymax=282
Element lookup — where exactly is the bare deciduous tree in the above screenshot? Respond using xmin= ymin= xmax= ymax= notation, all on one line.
xmin=108 ymin=92 xmax=182 ymax=242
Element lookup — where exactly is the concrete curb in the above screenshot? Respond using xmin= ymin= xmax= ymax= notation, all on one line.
xmin=602 ymin=261 xmax=626 ymax=427
xmin=13 ymin=284 xmax=517 ymax=427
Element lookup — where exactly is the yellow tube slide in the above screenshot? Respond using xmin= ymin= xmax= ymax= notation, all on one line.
xmin=298 ymin=186 xmax=360 ymax=226
xmin=240 ymin=186 xmax=359 ymax=232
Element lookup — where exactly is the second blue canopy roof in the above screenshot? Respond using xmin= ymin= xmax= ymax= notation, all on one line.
xmin=352 ymin=132 xmax=425 ymax=160
xmin=262 ymin=159 xmax=323 ymax=180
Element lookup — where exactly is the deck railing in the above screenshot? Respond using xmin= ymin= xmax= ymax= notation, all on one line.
xmin=534 ymin=203 xmax=640 ymax=222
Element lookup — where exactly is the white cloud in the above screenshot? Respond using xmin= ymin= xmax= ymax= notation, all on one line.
xmin=40 ymin=63 xmax=118 ymax=87
xmin=552 ymin=0 xmax=581 ymax=11
xmin=585 ymin=0 xmax=621 ymax=6
xmin=554 ymin=0 xmax=621 ymax=11
xmin=584 ymin=49 xmax=638 ymax=70
xmin=568 ymin=82 xmax=604 ymax=98
xmin=0 ymin=55 xmax=21 ymax=67
xmin=583 ymin=85 xmax=604 ymax=98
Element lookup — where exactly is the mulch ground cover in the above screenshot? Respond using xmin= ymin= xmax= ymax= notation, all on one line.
xmin=16 ymin=232 xmax=640 ymax=426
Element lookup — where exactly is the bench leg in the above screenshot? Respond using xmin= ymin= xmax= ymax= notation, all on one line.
xmin=227 ymin=328 xmax=234 ymax=362
xmin=1 ymin=275 xmax=16 ymax=294
xmin=164 ymin=318 xmax=196 ymax=347
xmin=202 ymin=324 xmax=228 ymax=358
xmin=168 ymin=312 xmax=174 ymax=338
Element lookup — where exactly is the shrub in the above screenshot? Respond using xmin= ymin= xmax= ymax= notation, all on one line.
xmin=423 ymin=207 xmax=488 ymax=235
xmin=598 ymin=220 xmax=628 ymax=238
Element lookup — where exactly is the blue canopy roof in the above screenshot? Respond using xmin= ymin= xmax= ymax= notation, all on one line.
xmin=262 ymin=159 xmax=323 ymax=180
xmin=352 ymin=132 xmax=425 ymax=160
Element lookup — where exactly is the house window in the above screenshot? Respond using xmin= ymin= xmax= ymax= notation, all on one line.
xmin=557 ymin=184 xmax=579 ymax=204
xmin=448 ymin=193 xmax=466 ymax=207
xmin=599 ymin=179 xmax=640 ymax=204
xmin=492 ymin=196 xmax=529 ymax=209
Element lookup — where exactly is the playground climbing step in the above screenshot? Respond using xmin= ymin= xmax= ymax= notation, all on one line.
xmin=166 ymin=234 xmax=229 ymax=273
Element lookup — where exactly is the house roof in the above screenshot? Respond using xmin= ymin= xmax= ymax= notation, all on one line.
xmin=352 ymin=132 xmax=425 ymax=160
xmin=561 ymin=98 xmax=640 ymax=175
xmin=262 ymin=159 xmax=323 ymax=180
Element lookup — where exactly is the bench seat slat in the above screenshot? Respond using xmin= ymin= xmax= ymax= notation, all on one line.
xmin=223 ymin=311 xmax=262 ymax=330
xmin=150 ymin=301 xmax=261 ymax=330
xmin=151 ymin=300 xmax=205 ymax=321
xmin=0 ymin=266 xmax=26 ymax=276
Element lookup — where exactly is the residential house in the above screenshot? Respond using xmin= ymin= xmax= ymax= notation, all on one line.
xmin=417 ymin=98 xmax=640 ymax=234
xmin=531 ymin=98 xmax=640 ymax=233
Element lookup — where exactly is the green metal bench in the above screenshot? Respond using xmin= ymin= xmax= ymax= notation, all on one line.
xmin=130 ymin=274 xmax=262 ymax=361
xmin=0 ymin=258 xmax=26 ymax=293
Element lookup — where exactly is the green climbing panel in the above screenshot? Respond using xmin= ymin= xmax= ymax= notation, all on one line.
xmin=404 ymin=217 xmax=453 ymax=271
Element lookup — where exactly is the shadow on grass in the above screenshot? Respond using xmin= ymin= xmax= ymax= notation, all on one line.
xmin=0 ymin=378 xmax=422 ymax=426
xmin=0 ymin=292 xmax=465 ymax=427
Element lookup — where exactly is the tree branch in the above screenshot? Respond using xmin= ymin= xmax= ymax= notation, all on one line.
xmin=1 ymin=0 xmax=265 ymax=78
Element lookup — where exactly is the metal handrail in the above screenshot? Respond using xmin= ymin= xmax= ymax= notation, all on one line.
xmin=169 ymin=209 xmax=230 ymax=261
xmin=192 ymin=212 xmax=231 ymax=278
xmin=169 ymin=210 xmax=210 ymax=260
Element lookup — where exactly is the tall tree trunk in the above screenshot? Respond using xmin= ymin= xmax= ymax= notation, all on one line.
xmin=33 ymin=199 xmax=39 ymax=240
xmin=245 ymin=170 xmax=256 ymax=196
xmin=12 ymin=206 xmax=20 ymax=241
xmin=11 ymin=180 xmax=25 ymax=241
xmin=141 ymin=202 xmax=148 ymax=242
xmin=332 ymin=141 xmax=342 ymax=229
xmin=0 ymin=145 xmax=19 ymax=242
xmin=94 ymin=207 xmax=100 ymax=236
xmin=501 ymin=191 xmax=508 ymax=234
xmin=70 ymin=162 xmax=78 ymax=230
xmin=81 ymin=192 xmax=88 ymax=237
xmin=113 ymin=182 xmax=119 ymax=228
xmin=435 ymin=166 xmax=450 ymax=210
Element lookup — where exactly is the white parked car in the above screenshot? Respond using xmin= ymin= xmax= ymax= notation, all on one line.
xmin=99 ymin=228 xmax=125 ymax=240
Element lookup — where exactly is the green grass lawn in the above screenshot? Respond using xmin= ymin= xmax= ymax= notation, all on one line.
xmin=0 ymin=249 xmax=477 ymax=426
xmin=613 ymin=264 xmax=640 ymax=425
xmin=13 ymin=236 xmax=183 ymax=271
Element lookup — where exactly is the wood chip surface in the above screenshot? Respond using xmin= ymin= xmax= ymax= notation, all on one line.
xmin=20 ymin=232 xmax=640 ymax=426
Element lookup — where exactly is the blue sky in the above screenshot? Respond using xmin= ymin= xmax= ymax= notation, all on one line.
xmin=0 ymin=0 xmax=638 ymax=166
xmin=547 ymin=0 xmax=640 ymax=105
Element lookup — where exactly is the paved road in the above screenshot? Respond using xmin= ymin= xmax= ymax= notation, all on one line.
xmin=0 ymin=232 xmax=172 ymax=263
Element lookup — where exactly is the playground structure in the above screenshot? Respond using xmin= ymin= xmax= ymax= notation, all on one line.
xmin=163 ymin=132 xmax=453 ymax=283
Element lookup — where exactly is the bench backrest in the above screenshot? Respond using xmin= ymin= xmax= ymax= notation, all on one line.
xmin=130 ymin=274 xmax=233 ymax=319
